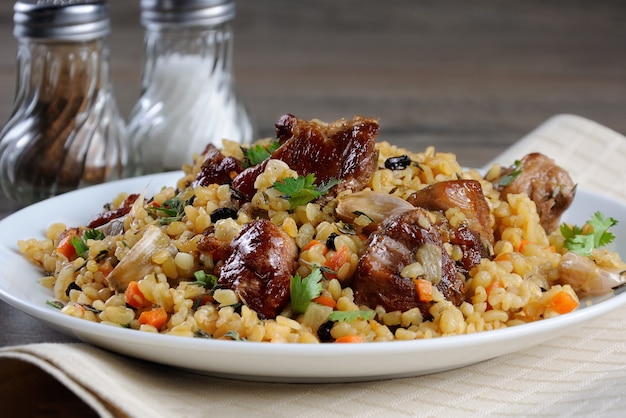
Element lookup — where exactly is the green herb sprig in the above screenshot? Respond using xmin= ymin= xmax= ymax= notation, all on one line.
xmin=273 ymin=174 xmax=340 ymax=210
xmin=290 ymin=268 xmax=324 ymax=314
xmin=498 ymin=159 xmax=523 ymax=187
xmin=328 ymin=310 xmax=375 ymax=323
xmin=561 ymin=211 xmax=618 ymax=256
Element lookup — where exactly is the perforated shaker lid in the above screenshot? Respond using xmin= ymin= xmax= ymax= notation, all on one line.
xmin=140 ymin=0 xmax=235 ymax=28
xmin=13 ymin=0 xmax=110 ymax=41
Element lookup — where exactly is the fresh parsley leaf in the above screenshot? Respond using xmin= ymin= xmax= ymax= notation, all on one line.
xmin=246 ymin=141 xmax=280 ymax=166
xmin=273 ymin=174 xmax=339 ymax=210
xmin=70 ymin=236 xmax=89 ymax=258
xmin=561 ymin=211 xmax=618 ymax=256
xmin=191 ymin=270 xmax=218 ymax=289
xmin=588 ymin=211 xmax=618 ymax=247
xmin=498 ymin=160 xmax=523 ymax=187
xmin=290 ymin=268 xmax=324 ymax=314
xmin=84 ymin=229 xmax=105 ymax=241
xmin=147 ymin=196 xmax=194 ymax=225
xmin=316 ymin=178 xmax=341 ymax=194
xmin=328 ymin=310 xmax=375 ymax=323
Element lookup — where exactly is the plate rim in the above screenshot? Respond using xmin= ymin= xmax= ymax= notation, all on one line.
xmin=1 ymin=172 xmax=626 ymax=381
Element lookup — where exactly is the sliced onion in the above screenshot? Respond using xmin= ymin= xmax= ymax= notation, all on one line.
xmin=557 ymin=252 xmax=626 ymax=297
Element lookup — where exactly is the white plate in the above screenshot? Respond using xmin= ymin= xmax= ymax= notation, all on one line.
xmin=1 ymin=172 xmax=625 ymax=383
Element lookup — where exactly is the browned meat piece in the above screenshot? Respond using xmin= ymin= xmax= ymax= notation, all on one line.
xmin=192 ymin=144 xmax=244 ymax=187
xmin=87 ymin=193 xmax=139 ymax=229
xmin=217 ymin=219 xmax=298 ymax=319
xmin=496 ymin=153 xmax=576 ymax=233
xmin=449 ymin=224 xmax=486 ymax=273
xmin=231 ymin=160 xmax=268 ymax=200
xmin=407 ymin=180 xmax=494 ymax=247
xmin=197 ymin=226 xmax=232 ymax=263
xmin=352 ymin=208 xmax=465 ymax=316
xmin=232 ymin=114 xmax=379 ymax=199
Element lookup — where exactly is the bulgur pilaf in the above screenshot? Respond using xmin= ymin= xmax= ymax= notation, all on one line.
xmin=17 ymin=115 xmax=626 ymax=344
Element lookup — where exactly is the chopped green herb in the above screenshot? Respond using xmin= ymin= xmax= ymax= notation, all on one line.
xmin=147 ymin=196 xmax=194 ymax=225
xmin=328 ymin=310 xmax=375 ymax=323
xmin=46 ymin=300 xmax=64 ymax=310
xmin=84 ymin=229 xmax=105 ymax=241
xmin=561 ymin=211 xmax=618 ymax=256
xmin=290 ymin=268 xmax=324 ymax=314
xmin=95 ymin=249 xmax=109 ymax=262
xmin=336 ymin=221 xmax=356 ymax=235
xmin=246 ymin=141 xmax=280 ymax=166
xmin=273 ymin=174 xmax=340 ymax=210
xmin=352 ymin=211 xmax=375 ymax=223
xmin=223 ymin=330 xmax=246 ymax=341
xmin=70 ymin=236 xmax=89 ymax=258
xmin=82 ymin=304 xmax=102 ymax=314
xmin=194 ymin=329 xmax=212 ymax=339
xmin=191 ymin=270 xmax=218 ymax=289
xmin=498 ymin=160 xmax=523 ymax=187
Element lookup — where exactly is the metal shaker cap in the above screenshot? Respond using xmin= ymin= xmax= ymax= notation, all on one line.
xmin=140 ymin=0 xmax=235 ymax=28
xmin=13 ymin=0 xmax=110 ymax=41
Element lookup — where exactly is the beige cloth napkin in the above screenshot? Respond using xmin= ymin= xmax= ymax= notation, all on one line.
xmin=2 ymin=114 xmax=626 ymax=418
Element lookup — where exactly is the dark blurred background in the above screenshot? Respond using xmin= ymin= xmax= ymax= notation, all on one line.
xmin=1 ymin=0 xmax=626 ymax=189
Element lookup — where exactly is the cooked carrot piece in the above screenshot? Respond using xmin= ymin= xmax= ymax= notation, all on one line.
xmin=547 ymin=291 xmax=579 ymax=314
xmin=138 ymin=306 xmax=168 ymax=329
xmin=335 ymin=335 xmax=363 ymax=343
xmin=324 ymin=246 xmax=350 ymax=277
xmin=125 ymin=281 xmax=147 ymax=309
xmin=56 ymin=233 xmax=77 ymax=259
xmin=301 ymin=239 xmax=323 ymax=252
xmin=414 ymin=278 xmax=433 ymax=302
xmin=485 ymin=280 xmax=501 ymax=296
xmin=98 ymin=259 xmax=114 ymax=276
xmin=313 ymin=294 xmax=337 ymax=309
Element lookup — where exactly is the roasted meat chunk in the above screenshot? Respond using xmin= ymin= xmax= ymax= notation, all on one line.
xmin=407 ymin=179 xmax=494 ymax=246
xmin=496 ymin=153 xmax=576 ymax=233
xmin=352 ymin=208 xmax=465 ymax=316
xmin=217 ymin=219 xmax=298 ymax=319
xmin=407 ymin=179 xmax=494 ymax=267
xmin=87 ymin=193 xmax=139 ymax=229
xmin=232 ymin=114 xmax=379 ymax=199
xmin=192 ymin=144 xmax=244 ymax=187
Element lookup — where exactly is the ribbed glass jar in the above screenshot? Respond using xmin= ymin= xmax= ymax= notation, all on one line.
xmin=128 ymin=0 xmax=253 ymax=175
xmin=0 ymin=0 xmax=130 ymax=206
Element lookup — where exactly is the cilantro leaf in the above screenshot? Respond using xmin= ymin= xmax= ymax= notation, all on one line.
xmin=191 ymin=270 xmax=218 ymax=289
xmin=246 ymin=141 xmax=280 ymax=166
xmin=561 ymin=211 xmax=618 ymax=256
xmin=84 ymin=229 xmax=105 ymax=241
xmin=498 ymin=160 xmax=523 ymax=187
xmin=290 ymin=268 xmax=324 ymax=314
xmin=328 ymin=310 xmax=375 ymax=323
xmin=70 ymin=236 xmax=89 ymax=258
xmin=273 ymin=174 xmax=339 ymax=210
xmin=588 ymin=211 xmax=617 ymax=247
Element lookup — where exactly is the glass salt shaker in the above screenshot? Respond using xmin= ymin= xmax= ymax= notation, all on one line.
xmin=0 ymin=0 xmax=131 ymax=206
xmin=128 ymin=0 xmax=254 ymax=175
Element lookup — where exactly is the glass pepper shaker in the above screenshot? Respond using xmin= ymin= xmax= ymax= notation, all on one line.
xmin=0 ymin=0 xmax=131 ymax=206
xmin=128 ymin=0 xmax=254 ymax=175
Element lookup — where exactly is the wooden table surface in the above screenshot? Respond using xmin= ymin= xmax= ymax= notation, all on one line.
xmin=1 ymin=0 xmax=626 ymax=346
